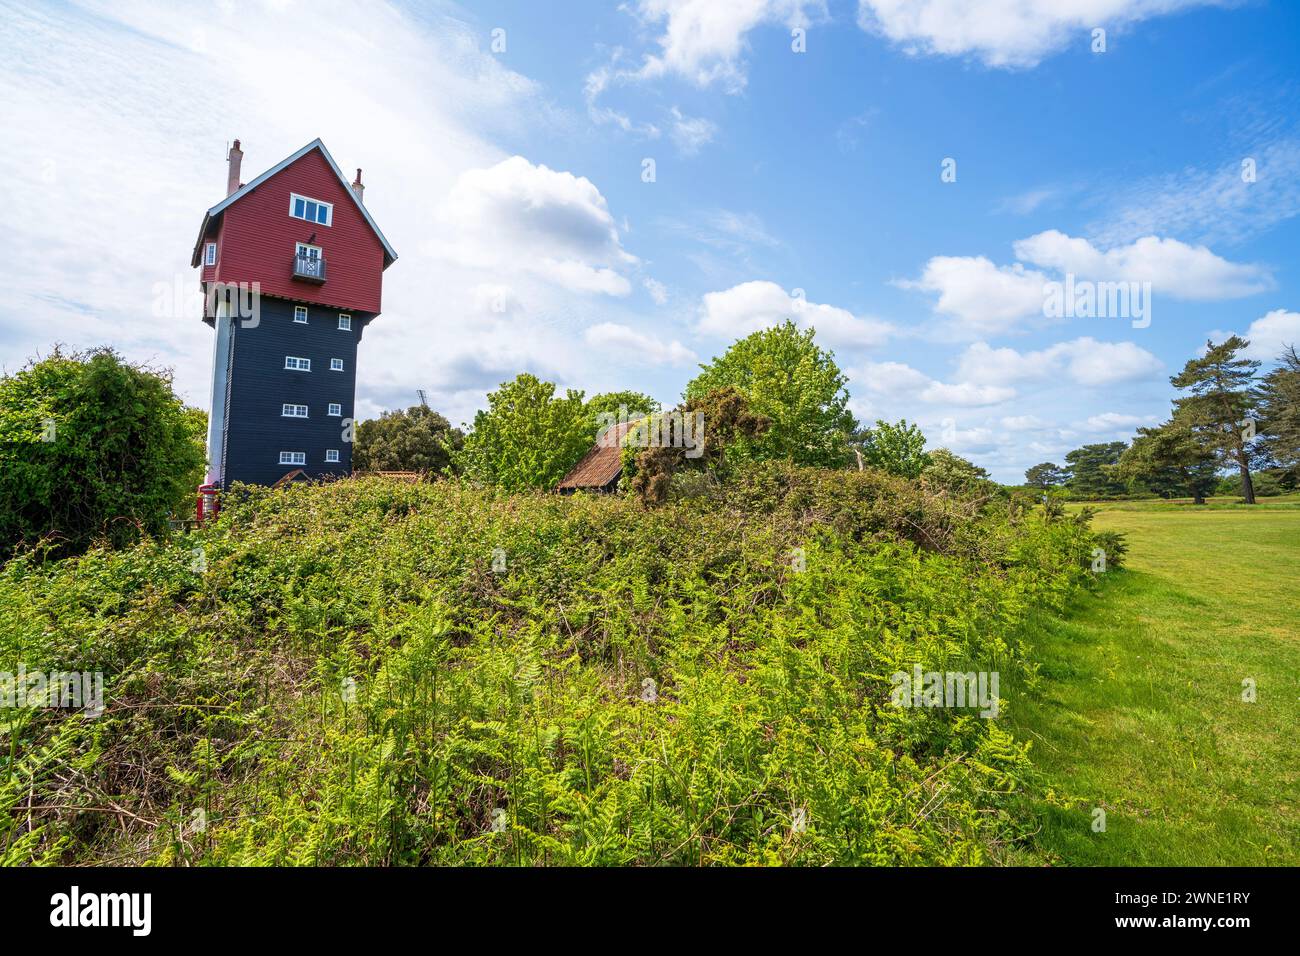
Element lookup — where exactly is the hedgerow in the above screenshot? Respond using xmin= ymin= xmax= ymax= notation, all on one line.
xmin=0 ymin=468 xmax=1117 ymax=865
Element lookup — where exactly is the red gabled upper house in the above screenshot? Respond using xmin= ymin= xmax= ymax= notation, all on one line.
xmin=191 ymin=139 xmax=397 ymax=489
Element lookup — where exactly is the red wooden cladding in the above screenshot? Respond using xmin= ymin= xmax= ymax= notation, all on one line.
xmin=208 ymin=148 xmax=386 ymax=314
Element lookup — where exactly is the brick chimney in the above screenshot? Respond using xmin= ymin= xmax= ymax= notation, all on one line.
xmin=351 ymin=168 xmax=364 ymax=203
xmin=226 ymin=139 xmax=243 ymax=196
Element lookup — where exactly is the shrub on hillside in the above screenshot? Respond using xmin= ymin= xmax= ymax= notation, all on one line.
xmin=0 ymin=349 xmax=205 ymax=559
xmin=1 ymin=469 xmax=1116 ymax=866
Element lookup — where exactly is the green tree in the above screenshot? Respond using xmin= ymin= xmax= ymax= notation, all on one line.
xmin=1024 ymin=461 xmax=1069 ymax=490
xmin=1257 ymin=345 xmax=1300 ymax=486
xmin=853 ymin=419 xmax=931 ymax=478
xmin=354 ymin=405 xmax=463 ymax=474
xmin=684 ymin=321 xmax=854 ymax=467
xmin=454 ymin=373 xmax=591 ymax=491
xmin=1170 ymin=336 xmax=1263 ymax=504
xmin=922 ymin=448 xmax=996 ymax=497
xmin=0 ymin=348 xmax=206 ymax=558
xmin=1115 ymin=420 xmax=1218 ymax=504
xmin=1064 ymin=442 xmax=1128 ymax=499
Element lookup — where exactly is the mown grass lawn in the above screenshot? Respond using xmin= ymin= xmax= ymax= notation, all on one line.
xmin=1007 ymin=495 xmax=1300 ymax=866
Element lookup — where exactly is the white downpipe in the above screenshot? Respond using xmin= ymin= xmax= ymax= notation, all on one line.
xmin=206 ymin=299 xmax=233 ymax=485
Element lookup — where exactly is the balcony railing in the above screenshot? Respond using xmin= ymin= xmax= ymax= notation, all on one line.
xmin=292 ymin=254 xmax=326 ymax=283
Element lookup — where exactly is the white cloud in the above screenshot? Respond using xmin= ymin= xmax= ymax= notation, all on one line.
xmin=920 ymin=380 xmax=1017 ymax=406
xmin=629 ymin=0 xmax=825 ymax=91
xmin=1090 ymin=139 xmax=1300 ymax=247
xmin=1079 ymin=411 xmax=1155 ymax=433
xmin=1209 ymin=308 xmax=1300 ymax=361
xmin=669 ymin=107 xmax=718 ymax=156
xmin=902 ymin=232 xmax=1271 ymax=336
xmin=699 ymin=280 xmax=893 ymax=348
xmin=643 ymin=278 xmax=670 ymax=304
xmin=993 ymin=187 xmax=1057 ymax=216
xmin=856 ymin=0 xmax=1222 ymax=69
xmin=955 ymin=338 xmax=1163 ymax=387
xmin=584 ymin=322 xmax=697 ymax=366
xmin=855 ymin=360 xmax=1014 ymax=407
xmin=896 ymin=256 xmax=1047 ymax=336
xmin=1013 ymin=230 xmax=1273 ymax=300
xmin=427 ymin=156 xmax=638 ymax=297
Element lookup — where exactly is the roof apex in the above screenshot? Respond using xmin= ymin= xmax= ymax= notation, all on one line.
xmin=198 ymin=138 xmax=397 ymax=267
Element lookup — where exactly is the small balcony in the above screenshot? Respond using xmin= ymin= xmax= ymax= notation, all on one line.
xmin=292 ymin=254 xmax=326 ymax=283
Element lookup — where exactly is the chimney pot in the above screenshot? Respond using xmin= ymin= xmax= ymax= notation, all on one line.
xmin=226 ymin=139 xmax=244 ymax=196
xmin=351 ymin=167 xmax=365 ymax=203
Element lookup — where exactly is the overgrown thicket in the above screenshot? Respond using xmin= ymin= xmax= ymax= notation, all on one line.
xmin=0 ymin=469 xmax=1116 ymax=866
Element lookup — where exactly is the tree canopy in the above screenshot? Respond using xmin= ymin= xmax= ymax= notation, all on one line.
xmin=1258 ymin=344 xmax=1300 ymax=486
xmin=1170 ymin=336 xmax=1263 ymax=503
xmin=454 ymin=373 xmax=592 ymax=492
xmin=1064 ymin=442 xmax=1128 ymax=499
xmin=684 ymin=321 xmax=854 ymax=468
xmin=854 ymin=419 xmax=931 ymax=478
xmin=1024 ymin=462 xmax=1069 ymax=490
xmin=1115 ymin=420 xmax=1218 ymax=503
xmin=354 ymin=405 xmax=463 ymax=475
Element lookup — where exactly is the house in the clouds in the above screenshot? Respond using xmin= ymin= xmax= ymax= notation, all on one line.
xmin=192 ymin=138 xmax=397 ymax=489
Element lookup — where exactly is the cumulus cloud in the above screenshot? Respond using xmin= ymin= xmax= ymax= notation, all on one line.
xmin=583 ymin=322 xmax=697 ymax=366
xmin=427 ymin=156 xmax=638 ymax=297
xmin=628 ymin=0 xmax=825 ymax=91
xmin=896 ymin=256 xmax=1047 ymax=336
xmin=902 ymin=231 xmax=1271 ymax=336
xmin=699 ymin=280 xmax=893 ymax=348
xmin=856 ymin=0 xmax=1222 ymax=69
xmin=855 ymin=360 xmax=1014 ymax=407
xmin=1209 ymin=308 xmax=1300 ymax=362
xmin=1079 ymin=411 xmax=1156 ymax=432
xmin=583 ymin=0 xmax=825 ymax=142
xmin=1012 ymin=230 xmax=1273 ymax=300
xmin=954 ymin=338 xmax=1163 ymax=387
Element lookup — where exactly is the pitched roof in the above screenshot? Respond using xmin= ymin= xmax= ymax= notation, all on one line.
xmin=556 ymin=419 xmax=640 ymax=491
xmin=190 ymin=138 xmax=398 ymax=268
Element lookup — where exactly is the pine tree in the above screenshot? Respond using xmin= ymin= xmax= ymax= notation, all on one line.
xmin=1169 ymin=336 xmax=1262 ymax=504
xmin=1115 ymin=420 xmax=1218 ymax=504
xmin=1257 ymin=345 xmax=1300 ymax=486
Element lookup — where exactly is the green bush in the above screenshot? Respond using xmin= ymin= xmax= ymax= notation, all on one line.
xmin=0 ymin=349 xmax=205 ymax=559
xmin=0 ymin=467 xmax=1114 ymax=865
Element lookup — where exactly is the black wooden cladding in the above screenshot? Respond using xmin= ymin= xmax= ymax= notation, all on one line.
xmin=220 ymin=296 xmax=372 ymax=488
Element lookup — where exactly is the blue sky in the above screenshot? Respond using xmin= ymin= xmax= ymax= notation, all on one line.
xmin=2 ymin=0 xmax=1298 ymax=480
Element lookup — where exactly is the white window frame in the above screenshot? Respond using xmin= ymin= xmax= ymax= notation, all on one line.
xmin=294 ymin=306 xmax=309 ymax=324
xmin=295 ymin=242 xmax=322 ymax=259
xmin=279 ymin=451 xmax=306 ymax=465
xmin=330 ymin=358 xmax=344 ymax=371
xmin=204 ymin=242 xmax=217 ymax=266
xmin=289 ymin=193 xmax=333 ymax=227
xmin=338 ymin=313 xmax=352 ymax=331
xmin=282 ymin=404 xmax=309 ymax=418
xmin=327 ymin=403 xmax=342 ymax=417
xmin=284 ymin=356 xmax=311 ymax=371
xmin=325 ymin=449 xmax=340 ymax=463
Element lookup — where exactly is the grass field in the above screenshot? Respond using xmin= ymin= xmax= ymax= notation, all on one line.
xmin=1008 ymin=494 xmax=1300 ymax=865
